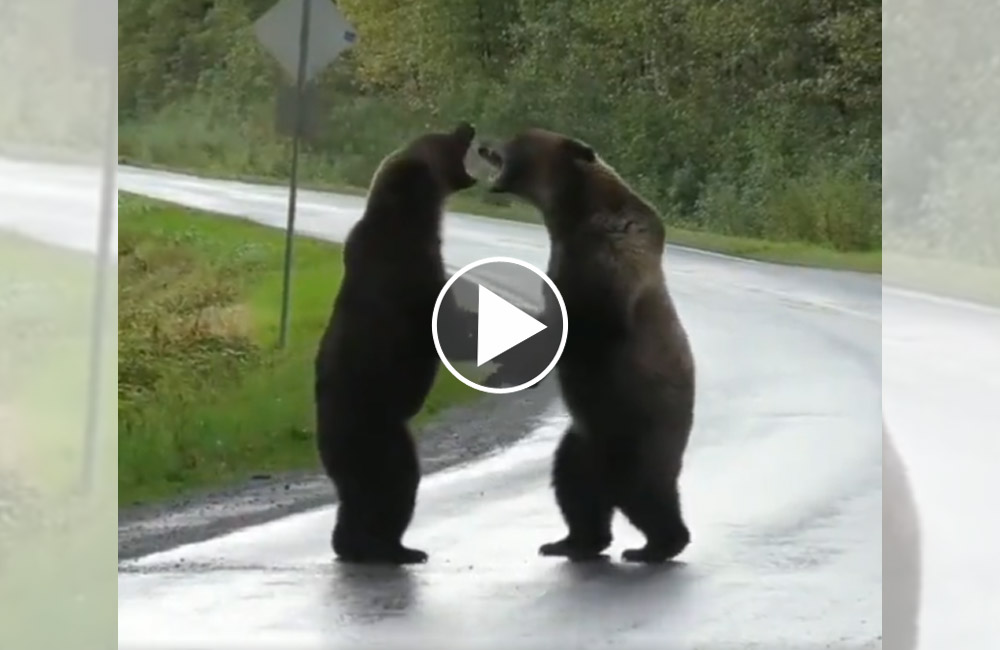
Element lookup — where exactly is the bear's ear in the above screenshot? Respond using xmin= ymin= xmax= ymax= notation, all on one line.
xmin=453 ymin=121 xmax=475 ymax=143
xmin=563 ymin=138 xmax=596 ymax=163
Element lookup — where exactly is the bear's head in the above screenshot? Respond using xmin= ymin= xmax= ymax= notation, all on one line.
xmin=402 ymin=121 xmax=479 ymax=194
xmin=477 ymin=128 xmax=596 ymax=211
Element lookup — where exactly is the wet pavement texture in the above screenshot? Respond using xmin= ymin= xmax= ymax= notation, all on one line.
xmin=114 ymin=164 xmax=894 ymax=649
xmin=16 ymin=159 xmax=993 ymax=648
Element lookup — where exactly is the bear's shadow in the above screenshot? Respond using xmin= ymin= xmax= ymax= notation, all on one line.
xmin=541 ymin=555 xmax=695 ymax=614
xmin=323 ymin=561 xmax=420 ymax=622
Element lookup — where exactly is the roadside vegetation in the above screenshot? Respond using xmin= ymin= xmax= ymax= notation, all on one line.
xmin=119 ymin=0 xmax=882 ymax=273
xmin=0 ymin=232 xmax=117 ymax=650
xmin=117 ymin=193 xmax=481 ymax=505
xmin=1 ymin=234 xmax=95 ymax=494
xmin=883 ymin=254 xmax=1000 ymax=307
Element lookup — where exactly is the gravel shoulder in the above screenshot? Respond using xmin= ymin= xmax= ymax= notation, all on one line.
xmin=118 ymin=378 xmax=561 ymax=560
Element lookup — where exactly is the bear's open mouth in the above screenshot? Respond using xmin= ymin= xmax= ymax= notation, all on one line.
xmin=474 ymin=145 xmax=506 ymax=187
xmin=462 ymin=143 xmax=501 ymax=186
xmin=477 ymin=145 xmax=504 ymax=171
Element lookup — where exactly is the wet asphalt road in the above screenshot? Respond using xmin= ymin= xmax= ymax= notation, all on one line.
xmin=115 ymin=164 xmax=885 ymax=649
xmin=0 ymin=156 xmax=117 ymax=254
xmin=10 ymin=157 xmax=997 ymax=647
xmin=117 ymin=376 xmax=564 ymax=560
xmin=882 ymin=289 xmax=1000 ymax=649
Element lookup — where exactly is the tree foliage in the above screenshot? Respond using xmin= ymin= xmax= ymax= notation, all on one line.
xmin=119 ymin=0 xmax=881 ymax=251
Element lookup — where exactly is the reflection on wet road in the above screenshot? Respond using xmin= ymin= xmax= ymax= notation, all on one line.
xmin=115 ymin=164 xmax=887 ymax=649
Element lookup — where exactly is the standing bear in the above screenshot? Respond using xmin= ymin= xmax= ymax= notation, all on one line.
xmin=315 ymin=123 xmax=479 ymax=564
xmin=479 ymin=128 xmax=697 ymax=563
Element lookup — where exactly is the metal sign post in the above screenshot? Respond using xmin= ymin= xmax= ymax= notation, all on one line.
xmin=75 ymin=0 xmax=117 ymax=497
xmin=277 ymin=0 xmax=312 ymax=350
xmin=254 ymin=0 xmax=357 ymax=347
xmin=80 ymin=72 xmax=117 ymax=497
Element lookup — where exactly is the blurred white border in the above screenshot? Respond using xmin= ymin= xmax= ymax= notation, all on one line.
xmin=0 ymin=0 xmax=118 ymax=648
xmin=883 ymin=1 xmax=1000 ymax=649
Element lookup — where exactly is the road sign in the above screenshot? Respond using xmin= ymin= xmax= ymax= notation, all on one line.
xmin=253 ymin=0 xmax=357 ymax=348
xmin=254 ymin=0 xmax=357 ymax=84
xmin=74 ymin=0 xmax=116 ymax=65
xmin=275 ymin=81 xmax=325 ymax=141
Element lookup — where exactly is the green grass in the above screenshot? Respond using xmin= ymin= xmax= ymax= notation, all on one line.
xmin=0 ymin=232 xmax=109 ymax=495
xmin=884 ymin=252 xmax=1000 ymax=307
xmin=664 ymin=228 xmax=882 ymax=273
xmin=120 ymin=157 xmax=882 ymax=274
xmin=0 ymin=232 xmax=116 ymax=649
xmin=117 ymin=193 xmax=483 ymax=505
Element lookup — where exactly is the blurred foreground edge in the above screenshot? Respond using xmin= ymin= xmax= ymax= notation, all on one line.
xmin=883 ymin=421 xmax=922 ymax=650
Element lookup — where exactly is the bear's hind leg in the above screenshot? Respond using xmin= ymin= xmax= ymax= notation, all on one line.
xmin=616 ymin=475 xmax=690 ymax=564
xmin=539 ymin=426 xmax=614 ymax=561
xmin=331 ymin=489 xmax=381 ymax=562
xmin=331 ymin=422 xmax=427 ymax=565
xmin=370 ymin=422 xmax=427 ymax=564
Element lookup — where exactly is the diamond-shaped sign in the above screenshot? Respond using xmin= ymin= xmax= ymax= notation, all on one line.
xmin=254 ymin=0 xmax=357 ymax=84
xmin=73 ymin=0 xmax=116 ymax=66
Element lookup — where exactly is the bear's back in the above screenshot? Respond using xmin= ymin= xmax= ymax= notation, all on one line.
xmin=314 ymin=157 xmax=448 ymax=420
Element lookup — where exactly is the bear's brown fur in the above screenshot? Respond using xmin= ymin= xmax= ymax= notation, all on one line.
xmin=479 ymin=128 xmax=696 ymax=563
xmin=315 ymin=123 xmax=478 ymax=564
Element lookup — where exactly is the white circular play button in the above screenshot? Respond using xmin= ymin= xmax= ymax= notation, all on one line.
xmin=432 ymin=256 xmax=568 ymax=394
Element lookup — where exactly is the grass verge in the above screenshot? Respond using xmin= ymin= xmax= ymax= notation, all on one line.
xmin=0 ymin=231 xmax=105 ymax=494
xmin=120 ymin=157 xmax=882 ymax=274
xmin=117 ymin=192 xmax=482 ymax=505
xmin=665 ymin=228 xmax=881 ymax=273
xmin=884 ymin=252 xmax=1000 ymax=308
xmin=0 ymin=231 xmax=116 ymax=649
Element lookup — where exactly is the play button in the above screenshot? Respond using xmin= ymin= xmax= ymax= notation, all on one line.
xmin=476 ymin=285 xmax=547 ymax=366
xmin=432 ymin=256 xmax=567 ymax=394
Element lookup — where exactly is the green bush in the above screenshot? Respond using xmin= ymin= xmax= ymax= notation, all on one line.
xmin=118 ymin=0 xmax=882 ymax=253
xmin=116 ymin=194 xmax=481 ymax=504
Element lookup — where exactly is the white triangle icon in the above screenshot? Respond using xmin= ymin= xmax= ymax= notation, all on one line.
xmin=476 ymin=285 xmax=547 ymax=367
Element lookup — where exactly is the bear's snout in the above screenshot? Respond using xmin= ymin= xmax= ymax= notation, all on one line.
xmin=477 ymin=145 xmax=503 ymax=168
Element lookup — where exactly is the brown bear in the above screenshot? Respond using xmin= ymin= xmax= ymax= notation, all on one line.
xmin=478 ymin=128 xmax=696 ymax=563
xmin=314 ymin=123 xmax=479 ymax=564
